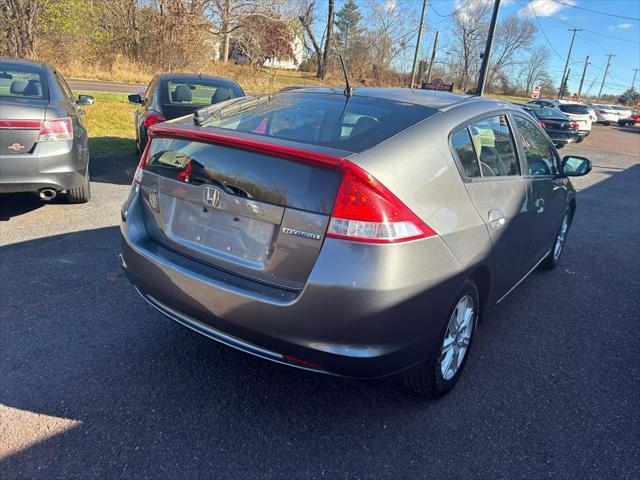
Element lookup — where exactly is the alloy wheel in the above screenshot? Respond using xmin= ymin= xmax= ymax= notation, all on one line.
xmin=440 ymin=295 xmax=475 ymax=381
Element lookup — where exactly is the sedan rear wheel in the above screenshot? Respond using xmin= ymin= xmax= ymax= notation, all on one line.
xmin=541 ymin=210 xmax=571 ymax=270
xmin=404 ymin=282 xmax=479 ymax=398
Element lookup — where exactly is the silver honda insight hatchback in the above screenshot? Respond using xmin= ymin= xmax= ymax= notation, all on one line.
xmin=119 ymin=88 xmax=591 ymax=398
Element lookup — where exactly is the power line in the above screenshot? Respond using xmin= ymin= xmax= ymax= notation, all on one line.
xmin=549 ymin=0 xmax=640 ymax=22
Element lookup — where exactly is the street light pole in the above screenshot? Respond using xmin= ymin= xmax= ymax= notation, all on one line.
xmin=476 ymin=0 xmax=501 ymax=96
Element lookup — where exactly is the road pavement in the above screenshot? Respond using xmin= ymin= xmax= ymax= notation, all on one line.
xmin=1 ymin=126 xmax=639 ymax=479
xmin=67 ymin=78 xmax=145 ymax=94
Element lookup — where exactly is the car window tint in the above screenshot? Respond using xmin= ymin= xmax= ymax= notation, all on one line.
xmin=54 ymin=72 xmax=73 ymax=100
xmin=0 ymin=63 xmax=49 ymax=100
xmin=165 ymin=80 xmax=242 ymax=106
xmin=467 ymin=115 xmax=519 ymax=177
xmin=514 ymin=115 xmax=558 ymax=176
xmin=533 ymin=108 xmax=568 ymax=119
xmin=559 ymin=104 xmax=588 ymax=115
xmin=203 ymin=93 xmax=437 ymax=153
xmin=451 ymin=128 xmax=480 ymax=178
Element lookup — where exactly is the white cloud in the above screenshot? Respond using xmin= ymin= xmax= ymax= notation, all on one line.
xmin=519 ymin=0 xmax=576 ymax=18
xmin=617 ymin=23 xmax=633 ymax=29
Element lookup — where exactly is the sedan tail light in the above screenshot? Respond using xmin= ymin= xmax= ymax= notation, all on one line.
xmin=326 ymin=160 xmax=436 ymax=243
xmin=569 ymin=121 xmax=579 ymax=129
xmin=133 ymin=139 xmax=152 ymax=185
xmin=38 ymin=117 xmax=73 ymax=142
xmin=143 ymin=114 xmax=166 ymax=129
xmin=0 ymin=118 xmax=73 ymax=142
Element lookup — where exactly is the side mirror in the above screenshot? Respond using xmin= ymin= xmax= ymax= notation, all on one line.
xmin=128 ymin=94 xmax=143 ymax=104
xmin=78 ymin=94 xmax=95 ymax=105
xmin=562 ymin=155 xmax=592 ymax=176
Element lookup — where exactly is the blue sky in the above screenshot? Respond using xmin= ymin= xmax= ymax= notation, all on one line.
xmin=325 ymin=0 xmax=640 ymax=95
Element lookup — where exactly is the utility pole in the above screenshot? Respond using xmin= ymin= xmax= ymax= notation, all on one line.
xmin=560 ymin=68 xmax=571 ymax=99
xmin=410 ymin=0 xmax=428 ymax=89
xmin=577 ymin=56 xmax=590 ymax=101
xmin=597 ymin=54 xmax=615 ymax=102
xmin=558 ymin=28 xmax=581 ymax=99
xmin=476 ymin=0 xmax=501 ymax=96
xmin=425 ymin=30 xmax=439 ymax=84
xmin=626 ymin=68 xmax=639 ymax=106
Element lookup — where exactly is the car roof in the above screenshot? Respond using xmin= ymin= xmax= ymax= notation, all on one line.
xmin=274 ymin=86 xmax=506 ymax=111
xmin=0 ymin=57 xmax=50 ymax=70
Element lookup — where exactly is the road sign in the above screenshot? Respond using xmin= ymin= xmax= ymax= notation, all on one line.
xmin=531 ymin=91 xmax=540 ymax=99
xmin=533 ymin=85 xmax=541 ymax=92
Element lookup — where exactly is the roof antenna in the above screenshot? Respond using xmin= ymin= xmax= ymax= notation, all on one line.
xmin=339 ymin=55 xmax=353 ymax=98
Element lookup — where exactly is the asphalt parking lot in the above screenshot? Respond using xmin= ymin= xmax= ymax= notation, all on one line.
xmin=1 ymin=125 xmax=639 ymax=479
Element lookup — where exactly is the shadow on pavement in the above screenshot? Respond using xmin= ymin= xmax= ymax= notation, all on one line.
xmin=1 ymin=164 xmax=639 ymax=478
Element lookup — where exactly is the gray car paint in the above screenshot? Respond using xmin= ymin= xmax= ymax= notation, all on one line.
xmin=120 ymin=88 xmax=579 ymax=378
xmin=0 ymin=58 xmax=90 ymax=194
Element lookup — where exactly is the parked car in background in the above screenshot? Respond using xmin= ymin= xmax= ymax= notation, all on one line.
xmin=0 ymin=57 xmax=94 ymax=202
xmin=522 ymin=105 xmax=580 ymax=148
xmin=609 ymin=105 xmax=632 ymax=121
xmin=618 ymin=113 xmax=640 ymax=126
xmin=593 ymin=104 xmax=619 ymax=125
xmin=128 ymin=73 xmax=244 ymax=153
xmin=527 ymin=99 xmax=592 ymax=141
xmin=120 ymin=88 xmax=591 ymax=398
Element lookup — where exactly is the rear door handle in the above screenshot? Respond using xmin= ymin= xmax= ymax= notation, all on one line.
xmin=488 ymin=209 xmax=505 ymax=229
xmin=535 ymin=198 xmax=545 ymax=213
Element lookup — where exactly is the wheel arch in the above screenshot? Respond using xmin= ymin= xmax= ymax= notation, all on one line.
xmin=469 ymin=265 xmax=491 ymax=321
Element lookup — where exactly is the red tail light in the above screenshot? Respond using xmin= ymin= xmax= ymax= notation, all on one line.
xmin=133 ymin=139 xmax=152 ymax=185
xmin=143 ymin=114 xmax=166 ymax=129
xmin=538 ymin=120 xmax=545 ymax=127
xmin=569 ymin=121 xmax=579 ymax=129
xmin=0 ymin=118 xmax=72 ymax=142
xmin=39 ymin=117 xmax=73 ymax=142
xmin=326 ymin=160 xmax=436 ymax=243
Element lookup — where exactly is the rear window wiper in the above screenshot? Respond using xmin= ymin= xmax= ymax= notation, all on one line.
xmin=194 ymin=95 xmax=273 ymax=126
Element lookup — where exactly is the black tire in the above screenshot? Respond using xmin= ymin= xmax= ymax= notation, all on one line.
xmin=67 ymin=172 xmax=91 ymax=203
xmin=541 ymin=209 xmax=572 ymax=270
xmin=575 ymin=136 xmax=584 ymax=143
xmin=404 ymin=281 xmax=480 ymax=399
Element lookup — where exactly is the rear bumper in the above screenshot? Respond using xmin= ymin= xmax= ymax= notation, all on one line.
xmin=120 ymin=191 xmax=467 ymax=379
xmin=0 ymin=140 xmax=87 ymax=193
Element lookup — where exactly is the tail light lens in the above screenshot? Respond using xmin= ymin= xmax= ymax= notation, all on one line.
xmin=326 ymin=160 xmax=436 ymax=243
xmin=538 ymin=120 xmax=545 ymax=127
xmin=143 ymin=114 xmax=166 ymax=129
xmin=569 ymin=121 xmax=579 ymax=129
xmin=133 ymin=140 xmax=151 ymax=185
xmin=38 ymin=117 xmax=73 ymax=142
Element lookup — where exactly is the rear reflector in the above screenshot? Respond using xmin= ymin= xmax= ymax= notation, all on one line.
xmin=0 ymin=118 xmax=73 ymax=142
xmin=326 ymin=160 xmax=436 ymax=243
xmin=283 ymin=354 xmax=321 ymax=369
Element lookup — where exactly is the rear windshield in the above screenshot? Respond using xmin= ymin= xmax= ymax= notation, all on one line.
xmin=162 ymin=79 xmax=243 ymax=106
xmin=558 ymin=104 xmax=589 ymax=115
xmin=200 ymin=93 xmax=437 ymax=153
xmin=532 ymin=108 xmax=568 ymax=119
xmin=145 ymin=138 xmax=341 ymax=213
xmin=0 ymin=64 xmax=48 ymax=100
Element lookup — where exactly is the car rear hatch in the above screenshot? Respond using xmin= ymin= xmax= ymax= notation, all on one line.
xmin=136 ymin=126 xmax=346 ymax=291
xmin=0 ymin=98 xmax=48 ymax=155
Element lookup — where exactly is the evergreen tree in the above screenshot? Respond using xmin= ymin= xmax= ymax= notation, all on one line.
xmin=618 ymin=87 xmax=639 ymax=106
xmin=334 ymin=0 xmax=365 ymax=62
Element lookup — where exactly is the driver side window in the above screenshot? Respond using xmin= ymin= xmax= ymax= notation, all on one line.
xmin=513 ymin=115 xmax=558 ymax=176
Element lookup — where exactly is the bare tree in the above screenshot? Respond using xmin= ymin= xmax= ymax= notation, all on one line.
xmin=0 ymin=0 xmax=49 ymax=57
xmin=486 ymin=14 xmax=537 ymax=90
xmin=450 ymin=0 xmax=490 ymax=92
xmin=299 ymin=0 xmax=334 ymax=79
xmin=523 ymin=47 xmax=549 ymax=95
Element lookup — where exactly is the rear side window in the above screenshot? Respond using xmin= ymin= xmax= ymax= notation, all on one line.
xmin=468 ymin=115 xmax=520 ymax=177
xmin=0 ymin=64 xmax=48 ymax=100
xmin=451 ymin=129 xmax=480 ymax=178
xmin=559 ymin=104 xmax=588 ymax=115
xmin=513 ymin=115 xmax=558 ymax=176
xmin=200 ymin=93 xmax=437 ymax=153
xmin=164 ymin=80 xmax=242 ymax=106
